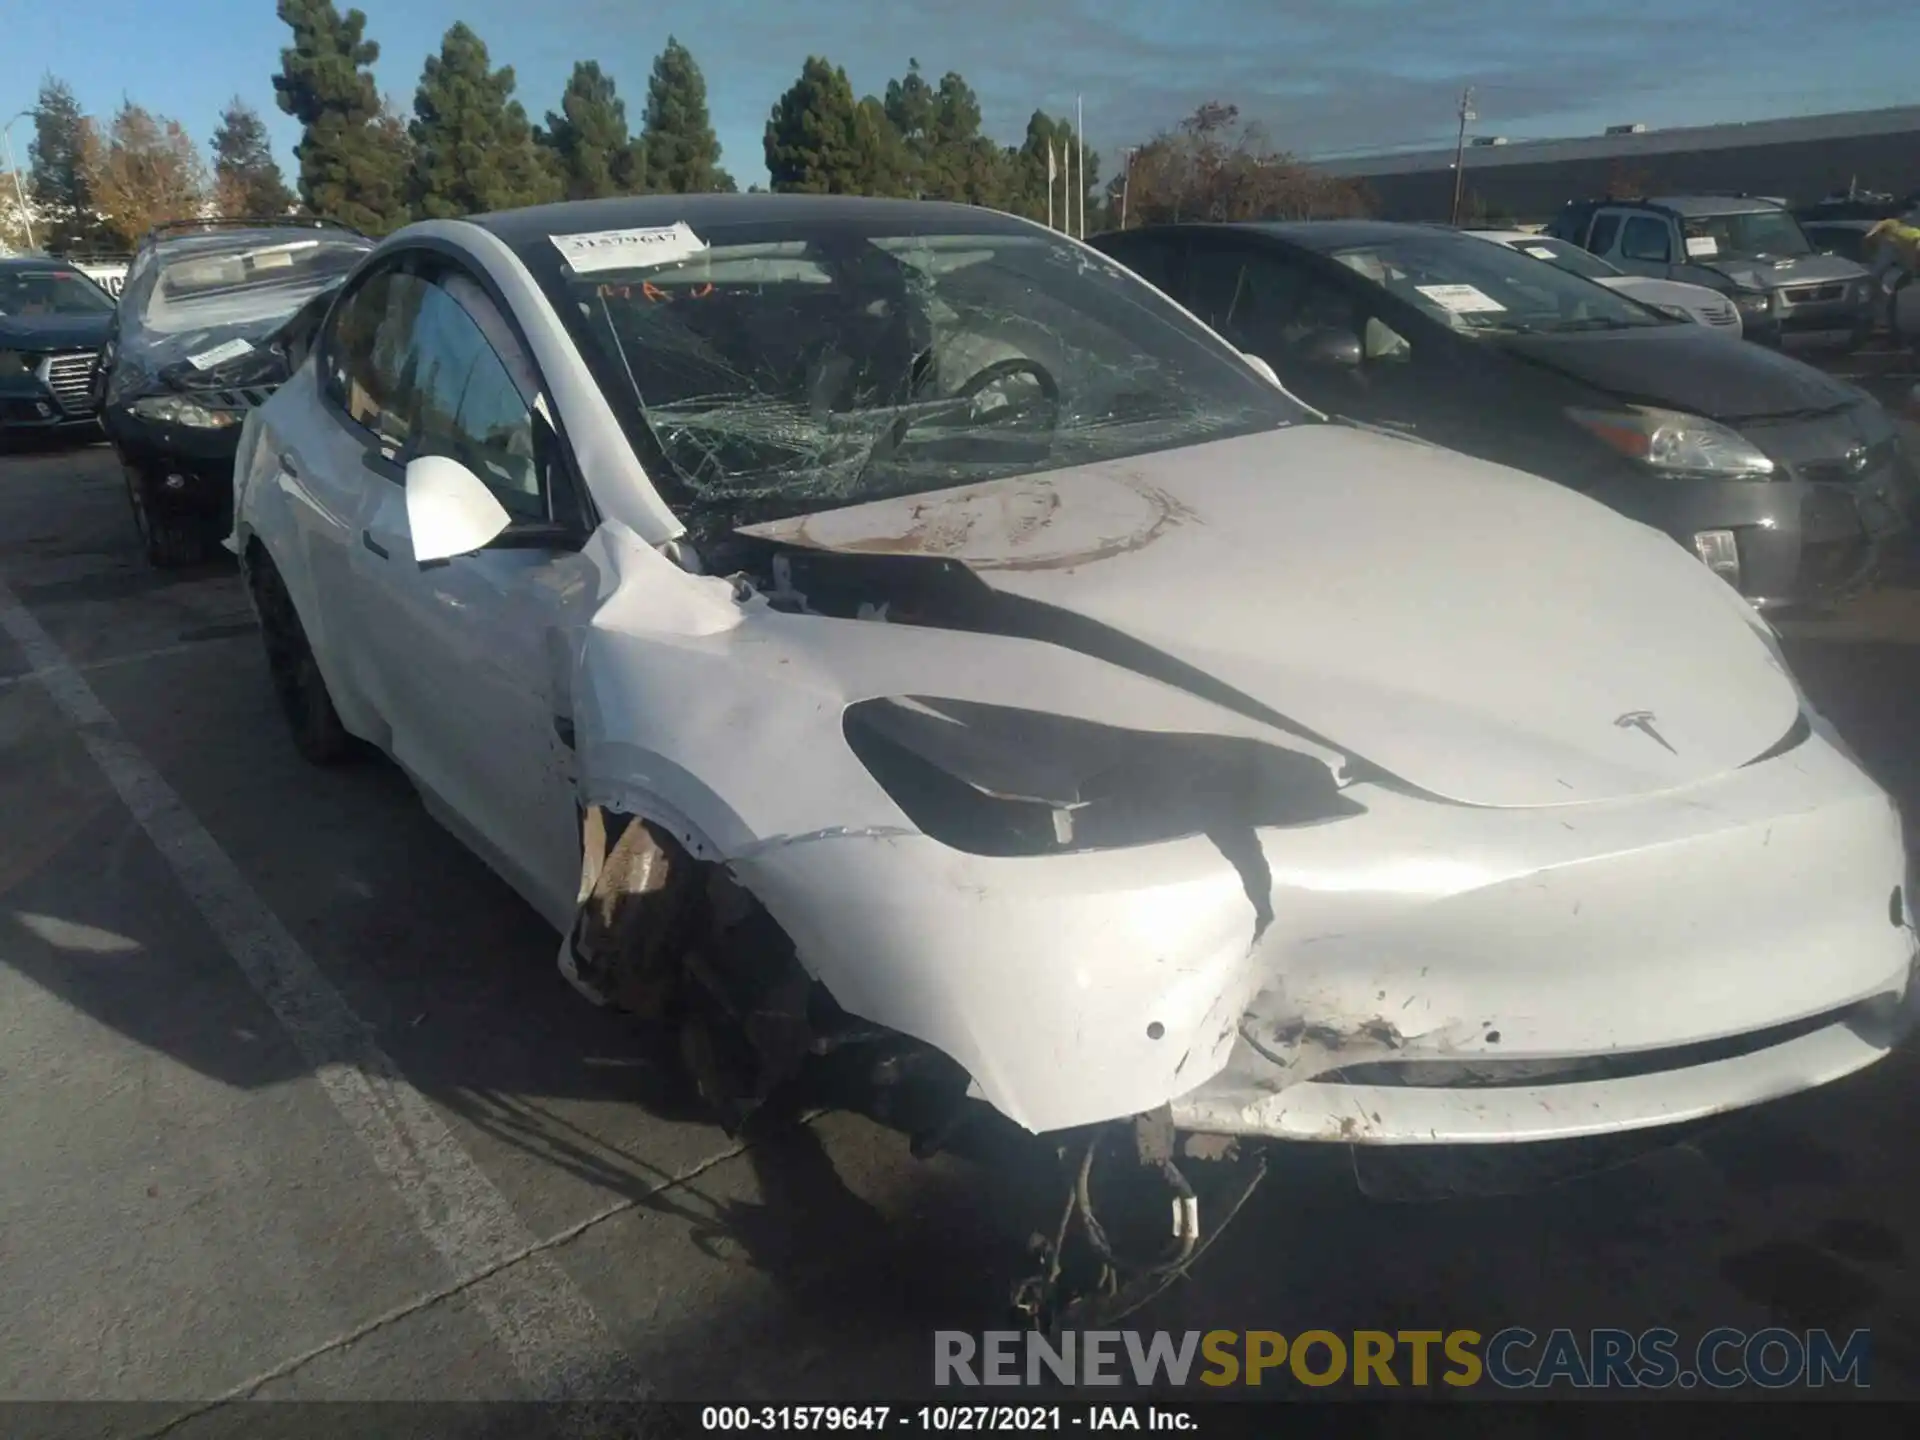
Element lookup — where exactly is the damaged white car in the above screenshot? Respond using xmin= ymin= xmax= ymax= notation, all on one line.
xmin=231 ymin=194 xmax=1916 ymax=1313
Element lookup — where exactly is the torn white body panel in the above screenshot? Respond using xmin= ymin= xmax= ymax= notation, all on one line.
xmin=558 ymin=430 xmax=1912 ymax=1136
xmin=230 ymin=201 xmax=1916 ymax=1153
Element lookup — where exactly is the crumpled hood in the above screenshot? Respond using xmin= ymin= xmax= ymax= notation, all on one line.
xmin=1692 ymin=252 xmax=1867 ymax=290
xmin=742 ymin=424 xmax=1801 ymax=809
xmin=107 ymin=312 xmax=301 ymax=406
xmin=1495 ymin=324 xmax=1866 ymax=421
xmin=0 ymin=312 xmax=111 ymax=352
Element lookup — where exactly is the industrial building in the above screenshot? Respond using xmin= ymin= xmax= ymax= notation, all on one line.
xmin=1317 ymin=105 xmax=1920 ymax=223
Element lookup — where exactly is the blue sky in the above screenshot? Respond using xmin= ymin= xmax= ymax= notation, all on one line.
xmin=4 ymin=0 xmax=1917 ymax=189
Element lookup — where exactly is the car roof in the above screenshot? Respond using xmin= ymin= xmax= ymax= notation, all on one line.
xmin=1644 ymin=195 xmax=1785 ymax=216
xmin=1095 ymin=219 xmax=1453 ymax=253
xmin=1457 ymin=229 xmax=1543 ymax=245
xmin=469 ymin=193 xmax=1039 ymax=249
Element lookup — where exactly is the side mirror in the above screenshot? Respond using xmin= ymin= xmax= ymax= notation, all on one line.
xmin=405 ymin=454 xmax=511 ymax=563
xmin=1241 ymin=352 xmax=1285 ymax=387
xmin=1301 ymin=328 xmax=1364 ymax=368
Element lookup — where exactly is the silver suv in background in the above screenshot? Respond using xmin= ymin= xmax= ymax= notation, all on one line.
xmin=1545 ymin=195 xmax=1876 ymax=352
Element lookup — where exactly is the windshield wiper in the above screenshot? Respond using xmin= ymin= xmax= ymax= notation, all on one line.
xmin=1549 ymin=316 xmax=1646 ymax=332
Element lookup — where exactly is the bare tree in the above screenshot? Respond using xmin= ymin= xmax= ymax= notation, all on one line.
xmin=1113 ymin=102 xmax=1370 ymax=228
xmin=81 ymin=101 xmax=208 ymax=245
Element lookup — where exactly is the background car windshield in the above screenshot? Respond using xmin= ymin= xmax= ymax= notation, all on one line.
xmin=546 ymin=224 xmax=1307 ymax=527
xmin=1683 ymin=210 xmax=1813 ymax=258
xmin=1328 ymin=234 xmax=1671 ymax=333
xmin=128 ymin=235 xmax=370 ymax=341
xmin=0 ymin=268 xmax=115 ymax=317
xmin=1504 ymin=236 xmax=1621 ymax=281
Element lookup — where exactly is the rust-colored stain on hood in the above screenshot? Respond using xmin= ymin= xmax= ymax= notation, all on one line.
xmin=737 ymin=470 xmax=1201 ymax=572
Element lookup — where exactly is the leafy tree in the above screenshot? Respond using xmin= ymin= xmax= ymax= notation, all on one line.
xmin=27 ymin=76 xmax=110 ymax=252
xmin=272 ymin=0 xmax=411 ymax=233
xmin=538 ymin=61 xmax=643 ymax=199
xmin=640 ymin=38 xmax=732 ymax=193
xmin=765 ymin=57 xmax=900 ymax=196
xmin=211 ymin=99 xmax=295 ymax=217
xmin=1002 ymin=110 xmax=1089 ymax=227
xmin=408 ymin=22 xmax=561 ymax=219
xmin=80 ymin=102 xmax=208 ymax=246
xmin=1119 ymin=102 xmax=1367 ymax=228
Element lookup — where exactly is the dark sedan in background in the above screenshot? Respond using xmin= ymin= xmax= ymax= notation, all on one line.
xmin=1090 ymin=221 xmax=1914 ymax=613
xmin=0 ymin=258 xmax=114 ymax=445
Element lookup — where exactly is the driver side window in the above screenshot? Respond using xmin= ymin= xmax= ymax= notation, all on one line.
xmin=1620 ymin=216 xmax=1672 ymax=263
xmin=320 ymin=258 xmax=549 ymax=524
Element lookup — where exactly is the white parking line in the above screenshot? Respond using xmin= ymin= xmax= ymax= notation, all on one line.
xmin=0 ymin=574 xmax=643 ymax=1401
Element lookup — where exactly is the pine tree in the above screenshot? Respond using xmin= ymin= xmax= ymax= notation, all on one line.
xmin=539 ymin=61 xmax=642 ymax=200
xmin=212 ymin=99 xmax=296 ymax=217
xmin=408 ymin=23 xmax=562 ymax=219
xmin=640 ymin=38 xmax=732 ymax=193
xmin=881 ymin=59 xmax=935 ymax=196
xmin=272 ymin=0 xmax=411 ymax=233
xmin=27 ymin=77 xmax=111 ymax=253
xmin=765 ymin=57 xmax=899 ymax=196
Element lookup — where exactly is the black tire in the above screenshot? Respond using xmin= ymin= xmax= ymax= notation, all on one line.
xmin=248 ymin=554 xmax=352 ymax=766
xmin=125 ymin=465 xmax=212 ymax=568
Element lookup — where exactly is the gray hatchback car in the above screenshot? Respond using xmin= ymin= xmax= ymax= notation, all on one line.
xmin=1091 ymin=220 xmax=1913 ymax=612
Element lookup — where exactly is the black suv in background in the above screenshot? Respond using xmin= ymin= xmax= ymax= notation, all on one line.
xmin=97 ymin=218 xmax=371 ymax=566
xmin=1544 ymin=195 xmax=1876 ymax=351
xmin=0 ymin=258 xmax=115 ymax=445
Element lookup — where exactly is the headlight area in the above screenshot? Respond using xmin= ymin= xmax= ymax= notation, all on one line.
xmin=0 ymin=349 xmax=32 ymax=378
xmin=129 ymin=394 xmax=244 ymax=429
xmin=843 ymin=696 xmax=1365 ymax=857
xmin=1566 ymin=404 xmax=1775 ymax=479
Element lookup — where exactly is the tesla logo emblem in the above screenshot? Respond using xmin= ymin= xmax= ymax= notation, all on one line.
xmin=1616 ymin=710 xmax=1677 ymax=754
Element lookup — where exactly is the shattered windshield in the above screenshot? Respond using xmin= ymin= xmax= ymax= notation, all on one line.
xmin=1328 ymin=233 xmax=1675 ymax=335
xmin=537 ymin=219 xmax=1307 ymax=528
xmin=0 ymin=267 xmax=115 ymax=317
xmin=123 ymin=233 xmax=371 ymax=352
xmin=1682 ymin=210 xmax=1813 ymax=260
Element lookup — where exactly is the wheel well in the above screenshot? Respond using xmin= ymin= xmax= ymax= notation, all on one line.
xmin=568 ymin=805 xmax=961 ymax=1129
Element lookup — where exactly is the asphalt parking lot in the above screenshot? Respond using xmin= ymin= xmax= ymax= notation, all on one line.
xmin=3 ymin=420 xmax=1920 ymax=1417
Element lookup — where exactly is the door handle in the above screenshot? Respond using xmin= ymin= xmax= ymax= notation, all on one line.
xmin=361 ymin=531 xmax=389 ymax=559
xmin=279 ymin=451 xmax=301 ymax=478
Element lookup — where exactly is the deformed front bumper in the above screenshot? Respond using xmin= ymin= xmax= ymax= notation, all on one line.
xmin=737 ymin=717 xmax=1916 ymax=1143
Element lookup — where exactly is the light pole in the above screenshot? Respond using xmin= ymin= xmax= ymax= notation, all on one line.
xmin=3 ymin=109 xmax=37 ymax=253
xmin=1448 ymin=85 xmax=1476 ymax=227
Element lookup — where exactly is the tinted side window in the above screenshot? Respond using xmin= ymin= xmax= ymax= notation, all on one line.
xmin=320 ymin=265 xmax=422 ymax=451
xmin=1620 ymin=216 xmax=1672 ymax=262
xmin=406 ymin=283 xmax=544 ymax=522
xmin=1103 ymin=235 xmax=1183 ymax=294
xmin=1185 ymin=244 xmax=1366 ymax=356
xmin=1586 ymin=213 xmax=1623 ymax=254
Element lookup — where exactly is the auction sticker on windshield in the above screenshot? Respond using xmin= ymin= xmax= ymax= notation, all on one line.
xmin=1524 ymin=246 xmax=1557 ymax=260
xmin=553 ymin=222 xmax=708 ymax=275
xmin=1686 ymin=236 xmax=1720 ymax=258
xmin=187 ymin=337 xmax=255 ymax=370
xmin=1416 ymin=283 xmax=1506 ymax=313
